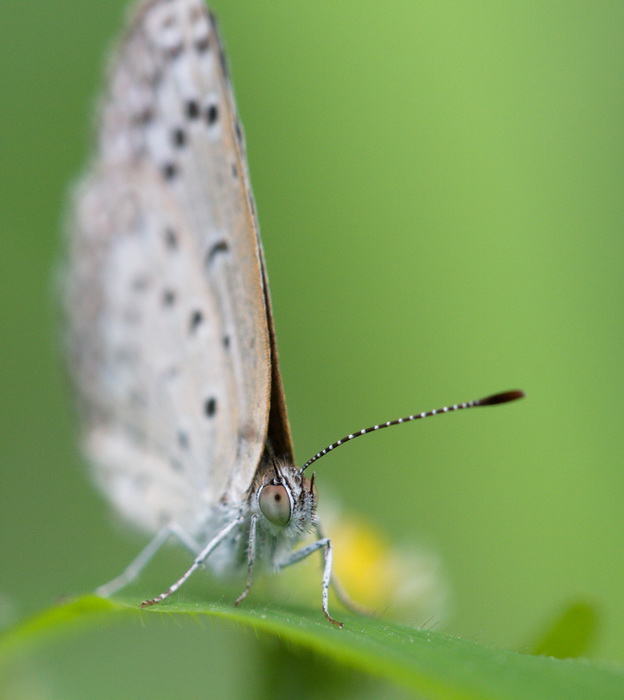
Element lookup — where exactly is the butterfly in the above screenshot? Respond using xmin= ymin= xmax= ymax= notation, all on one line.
xmin=65 ymin=0 xmax=523 ymax=628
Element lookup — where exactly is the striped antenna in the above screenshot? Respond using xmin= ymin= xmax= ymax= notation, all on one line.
xmin=301 ymin=389 xmax=524 ymax=471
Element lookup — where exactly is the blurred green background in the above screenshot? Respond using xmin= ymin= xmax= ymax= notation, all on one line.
xmin=2 ymin=0 xmax=624 ymax=695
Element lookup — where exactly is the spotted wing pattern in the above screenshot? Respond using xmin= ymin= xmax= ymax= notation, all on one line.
xmin=65 ymin=0 xmax=286 ymax=534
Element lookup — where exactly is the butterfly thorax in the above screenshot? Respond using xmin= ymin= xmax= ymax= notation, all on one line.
xmin=199 ymin=461 xmax=317 ymax=576
xmin=246 ymin=461 xmax=317 ymax=569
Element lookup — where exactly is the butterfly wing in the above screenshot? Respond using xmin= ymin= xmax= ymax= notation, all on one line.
xmin=65 ymin=0 xmax=291 ymax=535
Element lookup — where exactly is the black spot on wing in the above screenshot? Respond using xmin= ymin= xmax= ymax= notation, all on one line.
xmin=186 ymin=99 xmax=200 ymax=120
xmin=177 ymin=430 xmax=189 ymax=450
xmin=189 ymin=310 xmax=203 ymax=333
xmin=172 ymin=127 xmax=186 ymax=148
xmin=162 ymin=162 xmax=178 ymax=180
xmin=206 ymin=103 xmax=218 ymax=126
xmin=205 ymin=239 xmax=229 ymax=266
xmin=162 ymin=289 xmax=176 ymax=306
xmin=164 ymin=228 xmax=178 ymax=249
xmin=135 ymin=106 xmax=155 ymax=125
xmin=204 ymin=397 xmax=217 ymax=418
xmin=166 ymin=43 xmax=184 ymax=60
xmin=195 ymin=35 xmax=210 ymax=53
xmin=234 ymin=120 xmax=243 ymax=146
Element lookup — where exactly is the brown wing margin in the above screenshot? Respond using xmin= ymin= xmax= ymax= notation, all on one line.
xmin=259 ymin=248 xmax=295 ymax=465
xmin=203 ymin=9 xmax=280 ymax=478
xmin=207 ymin=8 xmax=294 ymax=467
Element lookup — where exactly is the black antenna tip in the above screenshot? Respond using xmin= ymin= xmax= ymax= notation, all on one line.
xmin=478 ymin=389 xmax=525 ymax=406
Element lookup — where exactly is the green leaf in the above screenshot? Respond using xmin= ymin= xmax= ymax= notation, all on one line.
xmin=530 ymin=600 xmax=600 ymax=659
xmin=2 ymin=595 xmax=623 ymax=699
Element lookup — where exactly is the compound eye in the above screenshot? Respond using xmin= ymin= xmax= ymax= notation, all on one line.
xmin=259 ymin=484 xmax=291 ymax=526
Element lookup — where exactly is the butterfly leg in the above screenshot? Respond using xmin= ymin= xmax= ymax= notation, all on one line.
xmin=315 ymin=521 xmax=377 ymax=619
xmin=140 ymin=516 xmax=243 ymax=607
xmin=234 ymin=514 xmax=258 ymax=607
xmin=95 ymin=522 xmax=201 ymax=598
xmin=278 ymin=536 xmax=343 ymax=628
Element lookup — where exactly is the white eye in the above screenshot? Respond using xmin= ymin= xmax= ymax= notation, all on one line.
xmin=259 ymin=484 xmax=291 ymax=525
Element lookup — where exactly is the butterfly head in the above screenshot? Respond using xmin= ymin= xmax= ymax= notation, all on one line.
xmin=254 ymin=461 xmax=317 ymax=534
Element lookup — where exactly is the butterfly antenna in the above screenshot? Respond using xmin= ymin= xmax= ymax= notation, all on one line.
xmin=301 ymin=389 xmax=524 ymax=471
